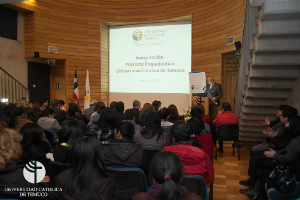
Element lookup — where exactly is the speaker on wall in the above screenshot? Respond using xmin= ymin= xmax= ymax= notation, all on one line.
xmin=34 ymin=52 xmax=39 ymax=58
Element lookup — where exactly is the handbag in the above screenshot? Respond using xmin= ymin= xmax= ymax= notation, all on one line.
xmin=267 ymin=163 xmax=296 ymax=193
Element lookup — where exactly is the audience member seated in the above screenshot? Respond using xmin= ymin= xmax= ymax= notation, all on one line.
xmin=83 ymin=99 xmax=97 ymax=121
xmin=167 ymin=104 xmax=184 ymax=124
xmin=133 ymin=100 xmax=141 ymax=123
xmin=138 ymin=103 xmax=156 ymax=126
xmin=152 ymin=100 xmax=161 ymax=112
xmin=159 ymin=107 xmax=173 ymax=137
xmin=53 ymin=120 xmax=84 ymax=163
xmin=0 ymin=103 xmax=17 ymax=128
xmin=51 ymin=99 xmax=67 ymax=124
xmin=0 ymin=126 xmax=47 ymax=198
xmin=14 ymin=107 xmax=33 ymax=132
xmin=187 ymin=118 xmax=214 ymax=160
xmin=95 ymin=108 xmax=117 ymax=145
xmin=32 ymin=101 xmax=43 ymax=123
xmin=20 ymin=123 xmax=49 ymax=167
xmin=55 ymin=137 xmax=115 ymax=200
xmin=37 ymin=107 xmax=61 ymax=137
xmin=116 ymin=101 xmax=125 ymax=126
xmin=133 ymin=151 xmax=202 ymax=200
xmin=162 ymin=121 xmax=214 ymax=184
xmin=110 ymin=101 xmax=117 ymax=110
xmin=124 ymin=108 xmax=142 ymax=133
xmin=87 ymin=101 xmax=106 ymax=132
xmin=134 ymin=111 xmax=170 ymax=148
xmin=39 ymin=97 xmax=48 ymax=111
xmin=62 ymin=104 xmax=87 ymax=133
xmin=190 ymin=107 xmax=211 ymax=133
xmin=197 ymin=104 xmax=211 ymax=124
xmin=103 ymin=121 xmax=147 ymax=170
xmin=212 ymin=102 xmax=239 ymax=152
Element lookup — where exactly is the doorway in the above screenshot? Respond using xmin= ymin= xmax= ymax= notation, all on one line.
xmin=221 ymin=51 xmax=239 ymax=113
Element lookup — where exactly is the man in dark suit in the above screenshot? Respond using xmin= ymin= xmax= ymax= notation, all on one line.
xmin=205 ymin=76 xmax=223 ymax=119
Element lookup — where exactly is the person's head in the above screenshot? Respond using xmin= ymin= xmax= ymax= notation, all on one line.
xmin=97 ymin=108 xmax=117 ymax=131
xmin=124 ymin=109 xmax=135 ymax=121
xmin=24 ymin=107 xmax=33 ymax=121
xmin=110 ymin=101 xmax=117 ymax=110
xmin=133 ymin=100 xmax=141 ymax=109
xmin=0 ymin=128 xmax=23 ymax=169
xmin=168 ymin=104 xmax=179 ymax=120
xmin=222 ymin=102 xmax=231 ymax=112
xmin=20 ymin=97 xmax=29 ymax=107
xmin=96 ymin=102 xmax=106 ymax=114
xmin=150 ymin=151 xmax=183 ymax=200
xmin=115 ymin=121 xmax=135 ymax=141
xmin=208 ymin=76 xmax=215 ymax=85
xmin=68 ymin=104 xmax=79 ymax=117
xmin=42 ymin=107 xmax=55 ymax=118
xmin=190 ymin=107 xmax=202 ymax=121
xmin=68 ymin=99 xmax=78 ymax=107
xmin=59 ymin=100 xmax=65 ymax=107
xmin=31 ymin=101 xmax=42 ymax=113
xmin=187 ymin=118 xmax=205 ymax=135
xmin=116 ymin=101 xmax=125 ymax=112
xmin=89 ymin=99 xmax=97 ymax=107
xmin=281 ymin=105 xmax=298 ymax=124
xmin=276 ymin=104 xmax=289 ymax=117
xmin=170 ymin=121 xmax=191 ymax=142
xmin=152 ymin=100 xmax=161 ymax=111
xmin=140 ymin=103 xmax=155 ymax=119
xmin=144 ymin=111 xmax=162 ymax=131
xmin=159 ymin=107 xmax=170 ymax=121
xmin=20 ymin=123 xmax=44 ymax=150
xmin=60 ymin=120 xmax=84 ymax=145
xmin=196 ymin=104 xmax=205 ymax=115
xmin=51 ymin=99 xmax=59 ymax=108
xmin=39 ymin=98 xmax=48 ymax=107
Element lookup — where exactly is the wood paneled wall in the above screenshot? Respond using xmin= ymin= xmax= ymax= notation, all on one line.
xmin=11 ymin=0 xmax=245 ymax=107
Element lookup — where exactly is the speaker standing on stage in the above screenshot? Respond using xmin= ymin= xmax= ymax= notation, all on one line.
xmin=205 ymin=76 xmax=223 ymax=119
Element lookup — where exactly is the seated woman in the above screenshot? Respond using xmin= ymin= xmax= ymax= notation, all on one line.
xmin=197 ymin=103 xmax=211 ymax=124
xmin=37 ymin=107 xmax=62 ymax=137
xmin=133 ymin=151 xmax=202 ymax=200
xmin=103 ymin=121 xmax=146 ymax=170
xmin=20 ymin=123 xmax=49 ymax=167
xmin=55 ymin=137 xmax=115 ymax=200
xmin=134 ymin=112 xmax=170 ymax=148
xmin=138 ymin=103 xmax=156 ymax=126
xmin=167 ymin=104 xmax=184 ymax=124
xmin=14 ymin=107 xmax=33 ymax=132
xmin=162 ymin=121 xmax=214 ymax=185
xmin=95 ymin=108 xmax=117 ymax=145
xmin=190 ymin=107 xmax=211 ymax=134
xmin=187 ymin=118 xmax=214 ymax=160
xmin=53 ymin=120 xmax=84 ymax=163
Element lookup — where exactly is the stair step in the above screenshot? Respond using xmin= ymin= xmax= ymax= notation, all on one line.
xmin=255 ymin=37 xmax=300 ymax=51
xmin=250 ymin=0 xmax=288 ymax=7
xmin=254 ymin=49 xmax=300 ymax=54
xmin=253 ymin=52 xmax=300 ymax=65
xmin=259 ymin=19 xmax=300 ymax=34
xmin=247 ymin=77 xmax=295 ymax=89
xmin=245 ymin=88 xmax=290 ymax=98
xmin=242 ymin=105 xmax=277 ymax=114
xmin=249 ymin=64 xmax=299 ymax=78
xmin=259 ymin=0 xmax=300 ymax=21
xmin=240 ymin=113 xmax=277 ymax=121
xmin=239 ymin=131 xmax=266 ymax=139
xmin=239 ymin=119 xmax=264 ymax=126
xmin=240 ymin=125 xmax=264 ymax=132
xmin=243 ymin=97 xmax=286 ymax=107
xmin=256 ymin=32 xmax=300 ymax=39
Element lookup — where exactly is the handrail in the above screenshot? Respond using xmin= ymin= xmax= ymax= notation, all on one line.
xmin=0 ymin=65 xmax=28 ymax=90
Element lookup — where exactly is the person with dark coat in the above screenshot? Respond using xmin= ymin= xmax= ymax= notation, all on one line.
xmin=133 ymin=100 xmax=141 ymax=123
xmin=116 ymin=101 xmax=125 ymax=126
xmin=51 ymin=99 xmax=67 ymax=124
xmin=205 ymin=76 xmax=223 ymax=119
xmin=133 ymin=151 xmax=202 ymax=200
xmin=103 ymin=121 xmax=147 ymax=171
xmin=62 ymin=104 xmax=87 ymax=133
xmin=55 ymin=137 xmax=115 ymax=200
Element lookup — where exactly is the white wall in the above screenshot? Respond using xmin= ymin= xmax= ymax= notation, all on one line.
xmin=0 ymin=11 xmax=28 ymax=87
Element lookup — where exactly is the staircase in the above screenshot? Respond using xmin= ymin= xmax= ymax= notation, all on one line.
xmin=235 ymin=0 xmax=300 ymax=145
xmin=0 ymin=66 xmax=29 ymax=104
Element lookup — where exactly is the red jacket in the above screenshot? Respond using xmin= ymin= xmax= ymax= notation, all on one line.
xmin=162 ymin=142 xmax=214 ymax=184
xmin=201 ymin=115 xmax=211 ymax=124
xmin=195 ymin=133 xmax=214 ymax=161
xmin=213 ymin=111 xmax=239 ymax=129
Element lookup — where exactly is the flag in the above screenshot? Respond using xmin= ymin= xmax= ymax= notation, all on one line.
xmin=73 ymin=68 xmax=79 ymax=105
xmin=84 ymin=69 xmax=90 ymax=109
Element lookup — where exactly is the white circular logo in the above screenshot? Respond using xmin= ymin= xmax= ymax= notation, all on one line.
xmin=23 ymin=160 xmax=46 ymax=184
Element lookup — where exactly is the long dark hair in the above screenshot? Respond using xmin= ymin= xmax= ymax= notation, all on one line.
xmin=150 ymin=151 xmax=183 ymax=200
xmin=168 ymin=104 xmax=179 ymax=120
xmin=60 ymin=137 xmax=107 ymax=199
xmin=60 ymin=120 xmax=84 ymax=145
xmin=141 ymin=111 xmax=164 ymax=141
xmin=97 ymin=108 xmax=117 ymax=131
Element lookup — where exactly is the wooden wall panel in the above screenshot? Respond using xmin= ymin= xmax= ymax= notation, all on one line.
xmin=11 ymin=0 xmax=245 ymax=107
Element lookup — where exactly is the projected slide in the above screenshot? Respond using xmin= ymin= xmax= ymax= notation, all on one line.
xmin=109 ymin=22 xmax=191 ymax=94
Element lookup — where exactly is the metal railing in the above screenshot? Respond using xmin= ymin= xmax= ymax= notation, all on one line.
xmin=234 ymin=0 xmax=258 ymax=116
xmin=0 ymin=65 xmax=29 ymax=104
